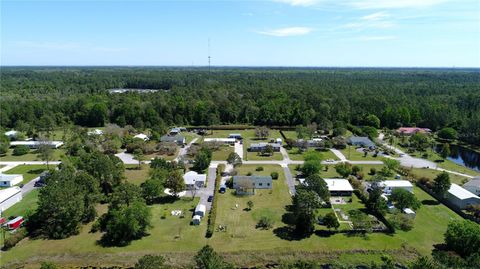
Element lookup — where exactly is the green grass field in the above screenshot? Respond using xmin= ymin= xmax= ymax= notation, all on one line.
xmin=124 ymin=164 xmax=151 ymax=186
xmin=0 ymin=148 xmax=66 ymax=162
xmin=211 ymin=145 xmax=234 ymax=161
xmin=287 ymin=148 xmax=339 ymax=161
xmin=3 ymin=165 xmax=49 ymax=185
xmin=340 ymin=146 xmax=382 ymax=161
xmin=409 ymin=168 xmax=471 ymax=185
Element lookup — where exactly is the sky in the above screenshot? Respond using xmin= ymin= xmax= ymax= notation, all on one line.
xmin=1 ymin=0 xmax=479 ymax=67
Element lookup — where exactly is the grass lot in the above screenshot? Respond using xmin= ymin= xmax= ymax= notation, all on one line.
xmin=211 ymin=145 xmax=234 ymax=161
xmin=243 ymin=140 xmax=283 ymax=161
xmin=124 ymin=164 xmax=150 ymax=186
xmin=2 ymin=189 xmax=39 ymax=219
xmin=145 ymin=151 xmax=178 ymax=161
xmin=281 ymin=130 xmax=297 ymax=140
xmin=287 ymin=148 xmax=339 ymax=161
xmin=0 ymin=148 xmax=66 ymax=162
xmin=4 ymin=165 xmax=49 ymax=185
xmin=340 ymin=146 xmax=382 ymax=161
xmin=183 ymin=132 xmax=200 ymax=143
xmin=409 ymin=168 xmax=471 ymax=185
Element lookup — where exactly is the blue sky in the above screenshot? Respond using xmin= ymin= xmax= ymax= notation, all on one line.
xmin=1 ymin=0 xmax=479 ymax=67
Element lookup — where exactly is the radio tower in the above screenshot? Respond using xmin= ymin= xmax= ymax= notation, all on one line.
xmin=208 ymin=38 xmax=211 ymax=73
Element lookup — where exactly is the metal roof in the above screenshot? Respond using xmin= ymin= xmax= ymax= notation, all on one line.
xmin=0 ymin=187 xmax=22 ymax=203
xmin=448 ymin=183 xmax=479 ymax=200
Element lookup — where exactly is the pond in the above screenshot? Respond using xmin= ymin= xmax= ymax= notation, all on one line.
xmin=435 ymin=144 xmax=480 ymax=172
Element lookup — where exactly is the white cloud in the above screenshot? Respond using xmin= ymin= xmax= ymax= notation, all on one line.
xmin=256 ymin=27 xmax=313 ymax=37
xmin=342 ymin=11 xmax=394 ymax=29
xmin=361 ymin=11 xmax=389 ymax=21
xmin=275 ymin=0 xmax=448 ymax=9
xmin=358 ymin=35 xmax=396 ymax=41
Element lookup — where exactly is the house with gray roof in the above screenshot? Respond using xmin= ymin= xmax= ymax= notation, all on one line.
xmin=347 ymin=136 xmax=376 ymax=149
xmin=463 ymin=177 xmax=480 ymax=196
xmin=160 ymin=135 xmax=186 ymax=146
xmin=249 ymin=143 xmax=281 ymax=152
xmin=232 ymin=175 xmax=272 ymax=195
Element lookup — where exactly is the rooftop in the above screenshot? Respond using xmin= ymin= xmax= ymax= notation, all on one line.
xmin=464 ymin=178 xmax=480 ymax=188
xmin=448 ymin=183 xmax=479 ymax=200
xmin=324 ymin=179 xmax=354 ymax=192
xmin=381 ymin=180 xmax=413 ymax=188
xmin=183 ymin=171 xmax=206 ymax=185
xmin=0 ymin=174 xmax=22 ymax=182
xmin=0 ymin=187 xmax=22 ymax=203
xmin=348 ymin=136 xmax=375 ymax=147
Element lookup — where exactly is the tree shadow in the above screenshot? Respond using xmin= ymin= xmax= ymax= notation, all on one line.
xmin=314 ymin=229 xmax=336 ymax=238
xmin=281 ymin=212 xmax=296 ymax=225
xmin=422 ymin=199 xmax=440 ymax=206
xmin=273 ymin=226 xmax=311 ymax=241
xmin=154 ymin=195 xmax=179 ymax=204
xmin=28 ymin=168 xmax=46 ymax=174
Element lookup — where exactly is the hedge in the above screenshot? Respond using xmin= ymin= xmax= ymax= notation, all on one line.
xmin=206 ymin=165 xmax=223 ymax=238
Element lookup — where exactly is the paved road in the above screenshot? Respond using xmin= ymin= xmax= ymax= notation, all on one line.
xmin=234 ymin=142 xmax=244 ymax=160
xmin=280 ymin=147 xmax=290 ymax=161
xmin=114 ymin=151 xmax=138 ymax=165
xmin=0 ymin=161 xmax=61 ymax=166
xmin=21 ymin=176 xmax=40 ymax=195
xmin=281 ymin=164 xmax=296 ymax=195
xmin=174 ymin=138 xmax=198 ymax=163
xmin=330 ymin=149 xmax=347 ymax=161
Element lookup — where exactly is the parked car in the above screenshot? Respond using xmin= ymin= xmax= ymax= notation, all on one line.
xmin=207 ymin=195 xmax=214 ymax=202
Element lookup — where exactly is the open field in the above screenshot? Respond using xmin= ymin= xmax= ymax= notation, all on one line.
xmin=287 ymin=148 xmax=339 ymax=161
xmin=0 ymin=148 xmax=66 ymax=162
xmin=124 ymin=164 xmax=150 ymax=185
xmin=409 ymin=168 xmax=471 ymax=185
xmin=4 ymin=164 xmax=49 ymax=185
xmin=183 ymin=132 xmax=200 ymax=143
xmin=211 ymin=145 xmax=234 ymax=161
xmin=340 ymin=146 xmax=382 ymax=161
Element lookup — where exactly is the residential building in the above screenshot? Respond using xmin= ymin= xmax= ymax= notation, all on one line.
xmin=160 ymin=135 xmax=186 ymax=145
xmin=195 ymin=204 xmax=206 ymax=217
xmin=10 ymin=141 xmax=64 ymax=149
xmin=396 ymin=127 xmax=431 ymax=135
xmin=133 ymin=133 xmax=149 ymax=141
xmin=169 ymin=127 xmax=181 ymax=135
xmin=249 ymin=142 xmax=281 ymax=152
xmin=295 ymin=138 xmax=323 ymax=148
xmin=228 ymin=133 xmax=243 ymax=140
xmin=4 ymin=130 xmax=19 ymax=140
xmin=463 ymin=177 xmax=480 ymax=196
xmin=87 ymin=129 xmax=103 ymax=136
xmin=380 ymin=180 xmax=413 ymax=194
xmin=0 ymin=174 xmax=23 ymax=187
xmin=232 ymin=175 xmax=272 ymax=195
xmin=204 ymin=138 xmax=236 ymax=145
xmin=347 ymin=136 xmax=376 ymax=149
xmin=324 ymin=179 xmax=354 ymax=196
xmin=192 ymin=215 xmax=201 ymax=225
xmin=446 ymin=183 xmax=480 ymax=209
xmin=0 ymin=187 xmax=22 ymax=212
xmin=183 ymin=171 xmax=206 ymax=190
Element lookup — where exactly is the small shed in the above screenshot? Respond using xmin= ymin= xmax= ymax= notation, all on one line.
xmin=0 ymin=174 xmax=23 ymax=187
xmin=192 ymin=215 xmax=201 ymax=225
xmin=195 ymin=204 xmax=206 ymax=217
xmin=403 ymin=208 xmax=416 ymax=218
xmin=134 ymin=133 xmax=149 ymax=141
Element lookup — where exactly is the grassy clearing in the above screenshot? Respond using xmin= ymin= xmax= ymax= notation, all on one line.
xmin=183 ymin=132 xmax=200 ymax=143
xmin=409 ymin=168 xmax=470 ymax=185
xmin=287 ymin=148 xmax=338 ymax=161
xmin=340 ymin=146 xmax=381 ymax=161
xmin=124 ymin=164 xmax=151 ymax=186
xmin=4 ymin=165 xmax=49 ymax=185
xmin=0 ymin=148 xmax=66 ymax=162
xmin=211 ymin=145 xmax=234 ymax=161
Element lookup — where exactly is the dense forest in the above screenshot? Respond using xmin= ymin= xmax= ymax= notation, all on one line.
xmin=1 ymin=67 xmax=479 ymax=144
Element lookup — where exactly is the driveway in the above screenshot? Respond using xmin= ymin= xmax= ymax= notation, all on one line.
xmin=281 ymin=164 xmax=296 ymax=195
xmin=196 ymin=165 xmax=218 ymax=211
xmin=21 ymin=176 xmax=40 ymax=195
xmin=114 ymin=151 xmax=138 ymax=165
xmin=330 ymin=149 xmax=347 ymax=162
xmin=234 ymin=142 xmax=244 ymax=160
xmin=280 ymin=147 xmax=290 ymax=161
xmin=175 ymin=138 xmax=198 ymax=163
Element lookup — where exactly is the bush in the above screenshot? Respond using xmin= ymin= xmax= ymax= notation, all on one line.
xmin=206 ymin=174 xmax=221 ymax=238
xmin=271 ymin=171 xmax=279 ymax=179
xmin=256 ymin=215 xmax=275 ymax=230
xmin=255 ymin=166 xmax=264 ymax=171
xmin=2 ymin=228 xmax=27 ymax=250
xmin=246 ymin=172 xmax=252 ymax=176
xmin=13 ymin=145 xmax=30 ymax=156
xmin=391 ymin=213 xmax=414 ymax=231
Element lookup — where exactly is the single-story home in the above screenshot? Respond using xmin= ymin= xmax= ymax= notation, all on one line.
xmin=324 ymin=178 xmax=354 ymax=196
xmin=295 ymin=138 xmax=323 ymax=148
xmin=160 ymin=135 xmax=186 ymax=146
xmin=249 ymin=143 xmax=281 ymax=152
xmin=463 ymin=177 xmax=480 ymax=196
xmin=396 ymin=127 xmax=431 ymax=135
xmin=195 ymin=204 xmax=206 ymax=217
xmin=203 ymin=138 xmax=236 ymax=145
xmin=134 ymin=133 xmax=149 ymax=141
xmin=4 ymin=130 xmax=19 ymax=139
xmin=347 ymin=136 xmax=376 ymax=149
xmin=169 ymin=127 xmax=181 ymax=135
xmin=0 ymin=174 xmax=23 ymax=187
xmin=183 ymin=171 xmax=206 ymax=190
xmin=228 ymin=133 xmax=243 ymax=140
xmin=0 ymin=187 xmax=22 ymax=212
xmin=192 ymin=215 xmax=201 ymax=225
xmin=10 ymin=140 xmax=64 ymax=149
xmin=446 ymin=183 xmax=480 ymax=209
xmin=380 ymin=180 xmax=413 ymax=194
xmin=233 ymin=175 xmax=272 ymax=195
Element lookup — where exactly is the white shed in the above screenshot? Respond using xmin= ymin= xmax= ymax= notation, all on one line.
xmin=0 ymin=174 xmax=23 ymax=187
xmin=446 ymin=183 xmax=480 ymax=209
xmin=403 ymin=208 xmax=416 ymax=218
xmin=380 ymin=180 xmax=413 ymax=194
xmin=195 ymin=204 xmax=206 ymax=217
xmin=134 ymin=133 xmax=149 ymax=141
xmin=0 ymin=187 xmax=22 ymax=212
xmin=192 ymin=215 xmax=201 ymax=225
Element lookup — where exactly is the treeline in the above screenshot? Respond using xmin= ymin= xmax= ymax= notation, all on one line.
xmin=1 ymin=67 xmax=479 ymax=144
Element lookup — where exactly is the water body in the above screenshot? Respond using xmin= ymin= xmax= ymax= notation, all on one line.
xmin=435 ymin=144 xmax=480 ymax=172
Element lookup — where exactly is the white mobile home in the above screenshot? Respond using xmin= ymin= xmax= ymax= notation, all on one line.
xmin=0 ymin=174 xmax=23 ymax=187
xmin=0 ymin=187 xmax=22 ymax=212
xmin=10 ymin=141 xmax=64 ymax=149
xmin=446 ymin=183 xmax=480 ymax=209
xmin=380 ymin=180 xmax=413 ymax=194
xmin=195 ymin=204 xmax=206 ymax=217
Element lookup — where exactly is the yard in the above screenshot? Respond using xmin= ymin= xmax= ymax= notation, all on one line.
xmin=340 ymin=146 xmax=382 ymax=161
xmin=409 ymin=167 xmax=471 ymax=185
xmin=0 ymin=148 xmax=66 ymax=162
xmin=124 ymin=164 xmax=151 ymax=186
xmin=287 ymin=148 xmax=339 ymax=161
xmin=2 ymin=189 xmax=39 ymax=219
xmin=3 ymin=164 xmax=49 ymax=185
xmin=210 ymin=145 xmax=234 ymax=161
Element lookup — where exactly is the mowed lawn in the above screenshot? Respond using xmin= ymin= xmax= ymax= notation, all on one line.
xmin=211 ymin=145 xmax=234 ymax=161
xmin=409 ymin=168 xmax=471 ymax=185
xmin=0 ymin=148 xmax=66 ymax=162
xmin=287 ymin=148 xmax=339 ymax=161
xmin=4 ymin=164 xmax=49 ymax=185
xmin=124 ymin=164 xmax=150 ymax=186
xmin=340 ymin=146 xmax=383 ymax=161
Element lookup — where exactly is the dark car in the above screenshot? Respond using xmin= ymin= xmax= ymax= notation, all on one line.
xmin=207 ymin=195 xmax=214 ymax=202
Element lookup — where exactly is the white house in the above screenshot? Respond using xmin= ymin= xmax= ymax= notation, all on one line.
xmin=10 ymin=141 xmax=64 ymax=149
xmin=134 ymin=133 xmax=149 ymax=141
xmin=0 ymin=187 xmax=22 ymax=212
xmin=228 ymin=133 xmax=243 ymax=140
xmin=324 ymin=179 xmax=354 ymax=196
xmin=192 ymin=215 xmax=201 ymax=225
xmin=183 ymin=171 xmax=206 ymax=190
xmin=403 ymin=208 xmax=416 ymax=218
xmin=463 ymin=178 xmax=480 ymax=196
xmin=446 ymin=183 xmax=480 ymax=209
xmin=4 ymin=130 xmax=19 ymax=139
xmin=195 ymin=204 xmax=206 ymax=217
xmin=87 ymin=129 xmax=103 ymax=136
xmin=204 ymin=138 xmax=236 ymax=145
xmin=380 ymin=180 xmax=413 ymax=194
xmin=0 ymin=174 xmax=23 ymax=187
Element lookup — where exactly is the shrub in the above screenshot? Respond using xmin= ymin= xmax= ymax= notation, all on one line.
xmin=2 ymin=228 xmax=27 ymax=250
xmin=270 ymin=171 xmax=279 ymax=179
xmin=391 ymin=213 xmax=414 ymax=231
xmin=246 ymin=172 xmax=252 ymax=176
xmin=13 ymin=145 xmax=30 ymax=156
xmin=255 ymin=166 xmax=264 ymax=171
xmin=256 ymin=216 xmax=275 ymax=230
xmin=206 ymin=174 xmax=221 ymax=238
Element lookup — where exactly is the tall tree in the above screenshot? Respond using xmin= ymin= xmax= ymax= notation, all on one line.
xmin=433 ymin=172 xmax=451 ymax=197
xmin=165 ymin=170 xmax=186 ymax=197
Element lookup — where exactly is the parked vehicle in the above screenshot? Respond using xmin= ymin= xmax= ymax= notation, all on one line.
xmin=207 ymin=195 xmax=214 ymax=202
xmin=6 ymin=216 xmax=24 ymax=230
